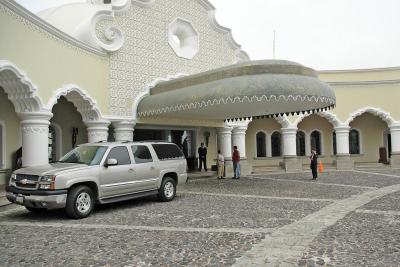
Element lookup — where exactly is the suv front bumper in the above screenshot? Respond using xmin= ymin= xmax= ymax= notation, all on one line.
xmin=6 ymin=186 xmax=68 ymax=209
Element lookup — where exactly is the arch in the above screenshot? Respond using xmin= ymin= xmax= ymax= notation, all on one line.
xmin=132 ymin=73 xmax=188 ymax=120
xmin=271 ymin=131 xmax=282 ymax=157
xmin=47 ymin=84 xmax=102 ymax=122
xmin=296 ymin=130 xmax=306 ymax=156
xmin=274 ymin=115 xmax=291 ymax=128
xmin=293 ymin=111 xmax=342 ymax=128
xmin=310 ymin=129 xmax=324 ymax=155
xmin=346 ymin=107 xmax=394 ymax=126
xmin=349 ymin=128 xmax=361 ymax=154
xmin=0 ymin=60 xmax=45 ymax=113
xmin=49 ymin=122 xmax=63 ymax=160
xmin=255 ymin=131 xmax=267 ymax=158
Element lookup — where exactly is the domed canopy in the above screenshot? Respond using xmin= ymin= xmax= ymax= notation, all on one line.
xmin=137 ymin=60 xmax=336 ymax=121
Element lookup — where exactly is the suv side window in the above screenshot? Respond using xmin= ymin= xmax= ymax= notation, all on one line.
xmin=106 ymin=146 xmax=131 ymax=165
xmin=151 ymin=144 xmax=184 ymax=161
xmin=131 ymin=145 xmax=153 ymax=164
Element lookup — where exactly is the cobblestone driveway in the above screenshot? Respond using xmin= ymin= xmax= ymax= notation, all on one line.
xmin=1 ymin=170 xmax=400 ymax=266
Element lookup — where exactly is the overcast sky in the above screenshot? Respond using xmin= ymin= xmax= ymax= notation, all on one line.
xmin=16 ymin=0 xmax=400 ymax=70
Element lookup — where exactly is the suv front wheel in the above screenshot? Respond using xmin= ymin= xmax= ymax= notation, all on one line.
xmin=158 ymin=177 xmax=176 ymax=202
xmin=66 ymin=185 xmax=94 ymax=219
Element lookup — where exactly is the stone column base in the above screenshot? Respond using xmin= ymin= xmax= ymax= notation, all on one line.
xmin=334 ymin=155 xmax=354 ymax=170
xmin=224 ymin=160 xmax=234 ymax=178
xmin=283 ymin=156 xmax=302 ymax=172
xmin=390 ymin=153 xmax=400 ymax=168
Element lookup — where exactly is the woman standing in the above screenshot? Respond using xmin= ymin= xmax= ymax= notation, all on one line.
xmin=310 ymin=150 xmax=318 ymax=180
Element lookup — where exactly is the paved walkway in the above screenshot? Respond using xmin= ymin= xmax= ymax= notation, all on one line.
xmin=1 ymin=170 xmax=400 ymax=266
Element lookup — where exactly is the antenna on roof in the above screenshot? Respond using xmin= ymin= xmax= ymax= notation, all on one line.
xmin=273 ymin=30 xmax=276 ymax=59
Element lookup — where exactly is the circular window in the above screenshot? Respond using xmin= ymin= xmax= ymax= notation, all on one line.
xmin=168 ymin=18 xmax=199 ymax=59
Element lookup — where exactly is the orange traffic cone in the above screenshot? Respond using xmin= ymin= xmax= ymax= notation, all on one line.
xmin=319 ymin=161 xmax=324 ymax=173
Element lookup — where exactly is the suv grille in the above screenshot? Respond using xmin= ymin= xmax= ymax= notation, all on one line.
xmin=15 ymin=174 xmax=39 ymax=190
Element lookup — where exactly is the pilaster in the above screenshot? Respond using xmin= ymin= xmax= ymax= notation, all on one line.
xmin=334 ymin=125 xmax=354 ymax=170
xmin=18 ymin=111 xmax=53 ymax=167
xmin=281 ymin=127 xmax=302 ymax=172
xmin=85 ymin=120 xmax=110 ymax=143
xmin=113 ymin=120 xmax=135 ymax=142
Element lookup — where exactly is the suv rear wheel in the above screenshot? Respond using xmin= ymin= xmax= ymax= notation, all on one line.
xmin=66 ymin=185 xmax=94 ymax=219
xmin=158 ymin=177 xmax=176 ymax=202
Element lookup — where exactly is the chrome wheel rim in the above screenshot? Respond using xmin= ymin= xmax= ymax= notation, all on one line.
xmin=164 ymin=181 xmax=175 ymax=198
xmin=76 ymin=192 xmax=91 ymax=213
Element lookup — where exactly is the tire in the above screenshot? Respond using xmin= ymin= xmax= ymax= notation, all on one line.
xmin=65 ymin=185 xmax=94 ymax=219
xmin=25 ymin=206 xmax=47 ymax=213
xmin=158 ymin=177 xmax=176 ymax=202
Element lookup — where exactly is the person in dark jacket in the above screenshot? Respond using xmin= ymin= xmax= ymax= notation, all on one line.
xmin=198 ymin=142 xmax=207 ymax=171
xmin=232 ymin=146 xmax=241 ymax=179
xmin=310 ymin=150 xmax=318 ymax=180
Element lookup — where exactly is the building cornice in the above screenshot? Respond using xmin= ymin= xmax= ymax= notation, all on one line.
xmin=319 ymin=66 xmax=400 ymax=74
xmin=196 ymin=0 xmax=250 ymax=62
xmin=327 ymin=79 xmax=400 ymax=86
xmin=1 ymin=0 xmax=107 ymax=57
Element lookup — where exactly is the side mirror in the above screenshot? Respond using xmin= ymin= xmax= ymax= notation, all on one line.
xmin=105 ymin=158 xmax=118 ymax=167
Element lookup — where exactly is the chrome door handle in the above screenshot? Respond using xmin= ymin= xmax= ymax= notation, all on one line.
xmin=150 ymin=166 xmax=155 ymax=170
xmin=129 ymin=168 xmax=134 ymax=172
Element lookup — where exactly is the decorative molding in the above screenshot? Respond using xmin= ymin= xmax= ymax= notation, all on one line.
xmin=0 ymin=60 xmax=46 ymax=113
xmin=294 ymin=110 xmax=342 ymax=128
xmin=21 ymin=126 xmax=49 ymax=135
xmin=168 ymin=18 xmax=199 ymax=59
xmin=47 ymin=84 xmax=103 ymax=121
xmin=274 ymin=115 xmax=291 ymax=128
xmin=132 ymin=73 xmax=188 ymax=119
xmin=90 ymin=9 xmax=124 ymax=52
xmin=196 ymin=0 xmax=249 ymax=62
xmin=138 ymin=94 xmax=335 ymax=117
xmin=327 ymin=79 xmax=400 ymax=86
xmin=345 ymin=106 xmax=395 ymax=126
xmin=1 ymin=0 xmax=107 ymax=57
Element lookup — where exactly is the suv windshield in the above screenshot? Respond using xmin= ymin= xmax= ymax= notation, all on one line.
xmin=59 ymin=146 xmax=108 ymax=165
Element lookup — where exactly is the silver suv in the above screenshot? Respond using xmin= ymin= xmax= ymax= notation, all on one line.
xmin=6 ymin=141 xmax=187 ymax=219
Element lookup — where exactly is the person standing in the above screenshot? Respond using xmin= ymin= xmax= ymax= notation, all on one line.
xmin=232 ymin=146 xmax=240 ymax=179
xmin=217 ymin=150 xmax=225 ymax=179
xmin=310 ymin=150 xmax=318 ymax=180
xmin=198 ymin=142 xmax=208 ymax=171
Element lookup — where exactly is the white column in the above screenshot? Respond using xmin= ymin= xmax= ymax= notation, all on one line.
xmin=281 ymin=127 xmax=297 ymax=157
xmin=267 ymin=134 xmax=272 ymax=158
xmin=232 ymin=126 xmax=247 ymax=158
xmin=305 ymin=132 xmax=311 ymax=156
xmin=334 ymin=125 xmax=350 ymax=155
xmin=113 ymin=121 xmax=135 ymax=141
xmin=85 ymin=120 xmax=110 ymax=143
xmin=217 ymin=127 xmax=233 ymax=160
xmin=18 ymin=111 xmax=53 ymax=167
xmin=390 ymin=123 xmax=400 ymax=153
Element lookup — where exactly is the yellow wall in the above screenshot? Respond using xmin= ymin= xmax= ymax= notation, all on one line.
xmin=50 ymin=97 xmax=88 ymax=158
xmin=349 ymin=113 xmax=388 ymax=163
xmin=319 ymin=69 xmax=400 ymax=122
xmin=0 ymin=88 xmax=21 ymax=184
xmin=298 ymin=115 xmax=335 ymax=164
xmin=246 ymin=118 xmax=282 ymax=166
xmin=0 ymin=4 xmax=110 ymax=114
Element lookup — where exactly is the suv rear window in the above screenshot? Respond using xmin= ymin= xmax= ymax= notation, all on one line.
xmin=152 ymin=144 xmax=184 ymax=161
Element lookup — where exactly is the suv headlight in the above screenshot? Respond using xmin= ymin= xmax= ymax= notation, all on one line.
xmin=9 ymin=173 xmax=16 ymax=186
xmin=39 ymin=175 xmax=56 ymax=190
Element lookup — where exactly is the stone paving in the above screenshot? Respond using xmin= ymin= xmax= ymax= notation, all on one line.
xmin=0 ymin=170 xmax=400 ymax=266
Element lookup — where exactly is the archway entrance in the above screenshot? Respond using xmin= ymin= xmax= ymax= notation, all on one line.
xmin=49 ymin=96 xmax=88 ymax=161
